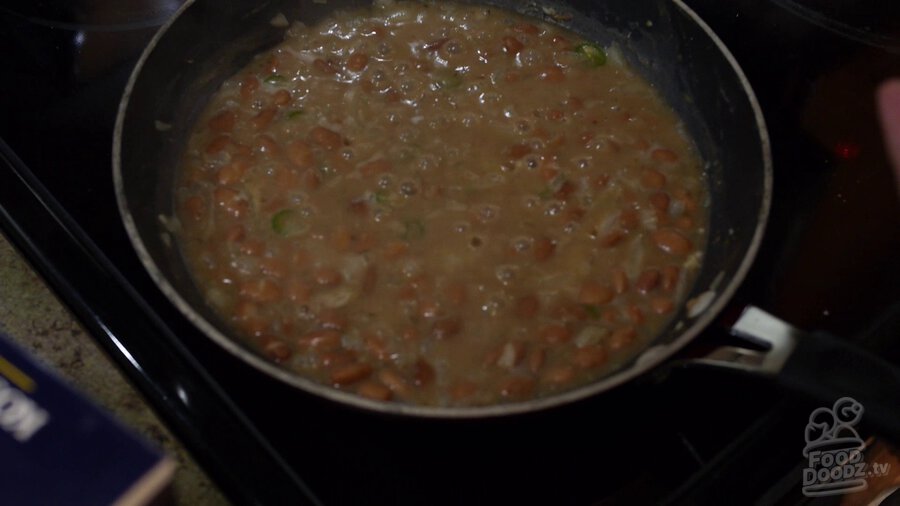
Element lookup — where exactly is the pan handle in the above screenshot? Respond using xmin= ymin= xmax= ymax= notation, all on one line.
xmin=692 ymin=306 xmax=900 ymax=444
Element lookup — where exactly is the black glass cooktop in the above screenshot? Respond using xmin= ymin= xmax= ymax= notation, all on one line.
xmin=1 ymin=1 xmax=898 ymax=504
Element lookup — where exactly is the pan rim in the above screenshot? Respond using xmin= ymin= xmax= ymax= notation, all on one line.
xmin=112 ymin=0 xmax=773 ymax=418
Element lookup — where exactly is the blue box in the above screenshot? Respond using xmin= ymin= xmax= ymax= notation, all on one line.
xmin=0 ymin=332 xmax=174 ymax=505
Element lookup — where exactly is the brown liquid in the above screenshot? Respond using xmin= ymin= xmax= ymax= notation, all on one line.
xmin=175 ymin=1 xmax=708 ymax=406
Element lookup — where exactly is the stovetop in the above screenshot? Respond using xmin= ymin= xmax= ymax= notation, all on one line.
xmin=1 ymin=1 xmax=898 ymax=504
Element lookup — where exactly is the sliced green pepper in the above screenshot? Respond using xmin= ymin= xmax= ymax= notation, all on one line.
xmin=271 ymin=209 xmax=309 ymax=237
xmin=582 ymin=304 xmax=602 ymax=319
xmin=575 ymin=43 xmax=607 ymax=67
xmin=402 ymin=219 xmax=426 ymax=240
xmin=264 ymin=73 xmax=286 ymax=84
xmin=374 ymin=190 xmax=390 ymax=205
xmin=432 ymin=69 xmax=463 ymax=90
xmin=287 ymin=109 xmax=304 ymax=119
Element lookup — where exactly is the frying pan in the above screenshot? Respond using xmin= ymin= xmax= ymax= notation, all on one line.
xmin=113 ymin=0 xmax=900 ymax=436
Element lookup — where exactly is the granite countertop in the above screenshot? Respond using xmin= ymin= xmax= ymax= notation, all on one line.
xmin=0 ymin=233 xmax=228 ymax=505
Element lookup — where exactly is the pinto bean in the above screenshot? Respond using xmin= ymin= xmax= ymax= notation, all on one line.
xmin=317 ymin=309 xmax=348 ymax=331
xmin=313 ymin=58 xmax=340 ymax=75
xmin=205 ymin=135 xmax=232 ymax=155
xmin=450 ymin=381 xmax=477 ymax=401
xmin=539 ymin=65 xmax=565 ymax=82
xmin=652 ymin=228 xmax=694 ymax=255
xmin=362 ymin=265 xmax=378 ymax=294
xmin=331 ymin=227 xmax=352 ymax=252
xmin=619 ymin=209 xmax=641 ymax=229
xmin=310 ymin=126 xmax=343 ymax=149
xmin=314 ymin=267 xmax=343 ymax=286
xmin=499 ymin=376 xmax=536 ymax=398
xmin=318 ymin=350 xmax=357 ymax=368
xmin=346 ymin=52 xmax=370 ymax=71
xmin=419 ymin=298 xmax=441 ymax=319
xmin=650 ymin=297 xmax=675 ymax=315
xmin=534 ymin=236 xmax=556 ymax=261
xmin=502 ymin=36 xmax=524 ymax=55
xmin=649 ymin=192 xmax=670 ymax=212
xmin=542 ymin=365 xmax=575 ymax=385
xmin=331 ymin=362 xmax=373 ymax=386
xmin=364 ymin=333 xmax=390 ymax=360
xmin=285 ymin=279 xmax=311 ymax=304
xmin=661 ymin=265 xmax=680 ymax=291
xmin=413 ymin=359 xmax=435 ymax=386
xmin=286 ymin=140 xmax=315 ymax=168
xmin=213 ymin=187 xmax=248 ymax=218
xmin=237 ymin=317 xmax=267 ymax=338
xmin=423 ymin=38 xmax=449 ymax=51
xmin=351 ymin=232 xmax=377 ymax=253
xmin=272 ymin=89 xmax=292 ymax=106
xmin=482 ymin=345 xmax=502 ymax=368
xmin=383 ymin=241 xmax=409 ymax=259
xmin=563 ymin=206 xmax=586 ymax=223
xmin=181 ymin=195 xmax=206 ymax=223
xmin=672 ymin=188 xmax=699 ymax=212
xmin=573 ymin=345 xmax=608 ymax=369
xmin=539 ymin=166 xmax=558 ymax=181
xmin=348 ymin=199 xmax=369 ymax=217
xmin=208 ymin=110 xmax=236 ymax=132
xmin=347 ymin=228 xmax=376 ymax=251
xmin=296 ymin=329 xmax=342 ymax=351
xmin=578 ymin=281 xmax=615 ymax=305
xmin=514 ymin=22 xmax=541 ymax=35
xmin=240 ymin=75 xmax=259 ymax=101
xmin=261 ymin=337 xmax=292 ymax=363
xmin=674 ymin=216 xmax=694 ymax=230
xmin=379 ymin=369 xmax=412 ymax=397
xmin=515 ymin=294 xmax=540 ymax=318
xmin=601 ymin=308 xmax=620 ymax=325
xmin=239 ymin=279 xmax=282 ymax=303
xmin=552 ymin=301 xmax=589 ymax=322
xmin=651 ymin=148 xmax=679 ymax=163
xmin=223 ymin=224 xmax=244 ymax=243
xmin=253 ymin=134 xmax=279 ymax=155
xmin=608 ymin=326 xmax=637 ymax=352
xmin=251 ymin=107 xmax=277 ymax=130
xmin=237 ymin=239 xmax=263 ymax=256
xmin=401 ymin=327 xmax=420 ymax=341
xmin=432 ymin=318 xmax=462 ymax=340
xmin=539 ymin=324 xmax=571 ymax=344
xmin=634 ymin=269 xmax=661 ymax=293
xmin=217 ymin=159 xmax=248 ymax=185
xmin=554 ymin=180 xmax=577 ymax=200
xmin=626 ymin=305 xmax=645 ymax=325
xmin=445 ymin=282 xmax=467 ymax=306
xmin=598 ymin=228 xmax=626 ymax=248
xmin=360 ymin=159 xmax=392 ymax=176
xmin=357 ymin=380 xmax=392 ymax=401
xmin=640 ymin=168 xmax=667 ymax=189
xmin=508 ymin=143 xmax=532 ymax=159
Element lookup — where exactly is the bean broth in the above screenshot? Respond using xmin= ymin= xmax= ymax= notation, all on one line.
xmin=175 ymin=1 xmax=708 ymax=406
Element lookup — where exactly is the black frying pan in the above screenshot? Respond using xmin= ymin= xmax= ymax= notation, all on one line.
xmin=113 ymin=0 xmax=899 ymax=439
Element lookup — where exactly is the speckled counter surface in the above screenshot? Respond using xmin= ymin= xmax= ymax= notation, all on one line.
xmin=0 ymin=232 xmax=228 ymax=505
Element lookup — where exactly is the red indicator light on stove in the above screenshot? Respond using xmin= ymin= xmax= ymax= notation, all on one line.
xmin=833 ymin=140 xmax=860 ymax=160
